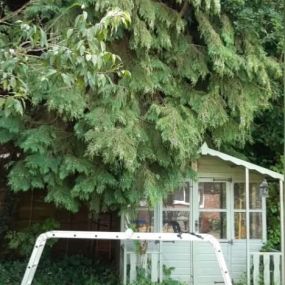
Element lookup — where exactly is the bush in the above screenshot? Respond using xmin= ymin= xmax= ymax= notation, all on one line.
xmin=5 ymin=219 xmax=60 ymax=257
xmin=0 ymin=255 xmax=118 ymax=285
xmin=130 ymin=266 xmax=185 ymax=285
xmin=0 ymin=256 xmax=185 ymax=285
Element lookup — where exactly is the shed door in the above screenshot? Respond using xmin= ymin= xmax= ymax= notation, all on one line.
xmin=161 ymin=181 xmax=193 ymax=284
xmin=193 ymin=181 xmax=232 ymax=285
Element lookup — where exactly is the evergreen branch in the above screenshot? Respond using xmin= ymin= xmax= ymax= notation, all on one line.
xmin=0 ymin=0 xmax=281 ymax=214
xmin=156 ymin=0 xmax=189 ymax=18
xmin=157 ymin=1 xmax=180 ymax=15
xmin=46 ymin=2 xmax=82 ymax=31
xmin=179 ymin=1 xmax=189 ymax=17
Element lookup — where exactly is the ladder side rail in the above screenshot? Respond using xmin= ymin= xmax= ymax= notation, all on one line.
xmin=21 ymin=234 xmax=48 ymax=285
xmin=21 ymin=230 xmax=232 ymax=285
xmin=201 ymin=234 xmax=232 ymax=285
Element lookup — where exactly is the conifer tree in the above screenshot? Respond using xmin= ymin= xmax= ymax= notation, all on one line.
xmin=0 ymin=0 xmax=282 ymax=212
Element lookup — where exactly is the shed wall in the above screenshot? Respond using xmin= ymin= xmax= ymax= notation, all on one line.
xmin=161 ymin=241 xmax=192 ymax=282
xmin=197 ymin=156 xmax=264 ymax=181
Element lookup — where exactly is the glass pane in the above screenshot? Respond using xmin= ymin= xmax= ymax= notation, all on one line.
xmin=234 ymin=183 xmax=262 ymax=210
xmin=164 ymin=182 xmax=190 ymax=208
xmin=250 ymin=212 xmax=262 ymax=239
xmin=199 ymin=182 xmax=226 ymax=209
xmin=234 ymin=212 xmax=263 ymax=239
xmin=163 ymin=211 xmax=190 ymax=233
xmin=250 ymin=184 xmax=262 ymax=209
xmin=234 ymin=212 xmax=246 ymax=239
xmin=234 ymin=183 xmax=246 ymax=209
xmin=135 ymin=207 xmax=154 ymax=232
xmin=199 ymin=212 xmax=227 ymax=239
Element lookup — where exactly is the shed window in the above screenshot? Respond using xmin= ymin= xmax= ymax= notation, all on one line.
xmin=199 ymin=212 xmax=227 ymax=239
xmin=162 ymin=182 xmax=191 ymax=233
xmin=135 ymin=201 xmax=154 ymax=232
xmin=234 ymin=183 xmax=262 ymax=210
xmin=250 ymin=212 xmax=263 ymax=239
xmin=198 ymin=182 xmax=227 ymax=239
xmin=234 ymin=183 xmax=263 ymax=239
xmin=199 ymin=182 xmax=226 ymax=209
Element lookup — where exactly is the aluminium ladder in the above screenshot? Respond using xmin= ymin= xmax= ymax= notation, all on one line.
xmin=21 ymin=229 xmax=233 ymax=285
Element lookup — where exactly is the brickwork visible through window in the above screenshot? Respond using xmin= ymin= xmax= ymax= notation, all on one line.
xmin=198 ymin=182 xmax=227 ymax=239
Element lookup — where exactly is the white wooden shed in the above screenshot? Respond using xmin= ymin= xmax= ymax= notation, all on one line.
xmin=121 ymin=143 xmax=284 ymax=285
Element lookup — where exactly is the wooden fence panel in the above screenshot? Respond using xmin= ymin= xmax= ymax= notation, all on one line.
xmin=250 ymin=252 xmax=282 ymax=285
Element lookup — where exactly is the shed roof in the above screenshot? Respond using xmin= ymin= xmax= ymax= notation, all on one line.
xmin=200 ymin=143 xmax=284 ymax=181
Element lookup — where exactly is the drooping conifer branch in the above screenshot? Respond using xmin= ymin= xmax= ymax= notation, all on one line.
xmin=0 ymin=0 xmax=282 ymax=213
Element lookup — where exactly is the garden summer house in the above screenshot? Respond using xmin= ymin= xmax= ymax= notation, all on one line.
xmin=121 ymin=143 xmax=284 ymax=285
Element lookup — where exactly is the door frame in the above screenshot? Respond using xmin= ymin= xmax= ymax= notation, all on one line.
xmin=192 ymin=178 xmax=233 ymax=285
xmin=193 ymin=178 xmax=232 ymax=241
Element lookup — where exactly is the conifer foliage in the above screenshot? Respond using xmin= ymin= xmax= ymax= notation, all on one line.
xmin=0 ymin=0 xmax=282 ymax=212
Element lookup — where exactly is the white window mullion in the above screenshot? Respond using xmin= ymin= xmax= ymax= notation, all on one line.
xmin=262 ymin=195 xmax=267 ymax=242
xmin=227 ymin=181 xmax=233 ymax=241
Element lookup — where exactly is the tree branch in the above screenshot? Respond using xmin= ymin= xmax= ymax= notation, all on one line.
xmin=0 ymin=0 xmax=34 ymax=24
xmin=179 ymin=1 xmax=189 ymax=17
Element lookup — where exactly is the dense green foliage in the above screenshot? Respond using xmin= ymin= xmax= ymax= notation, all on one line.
xmin=226 ymin=0 xmax=284 ymax=169
xmin=131 ymin=267 xmax=184 ymax=285
xmin=262 ymin=184 xmax=281 ymax=251
xmin=0 ymin=255 xmax=184 ymax=285
xmin=224 ymin=1 xmax=284 ymax=250
xmin=5 ymin=218 xmax=59 ymax=256
xmin=0 ymin=0 xmax=283 ymax=213
xmin=0 ymin=255 xmax=118 ymax=285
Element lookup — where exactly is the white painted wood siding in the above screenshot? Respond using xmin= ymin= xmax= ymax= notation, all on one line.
xmin=161 ymin=241 xmax=192 ymax=283
xmin=193 ymin=240 xmax=263 ymax=284
xmin=198 ymin=156 xmax=263 ymax=182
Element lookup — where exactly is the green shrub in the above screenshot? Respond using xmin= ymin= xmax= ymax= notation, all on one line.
xmin=5 ymin=219 xmax=60 ymax=257
xmin=0 ymin=255 xmax=118 ymax=285
xmin=0 ymin=256 xmax=185 ymax=285
xmin=130 ymin=266 xmax=185 ymax=285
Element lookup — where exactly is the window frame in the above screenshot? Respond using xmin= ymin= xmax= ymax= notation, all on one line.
xmin=232 ymin=181 xmax=266 ymax=241
xmin=198 ymin=180 xmax=230 ymax=240
xmin=161 ymin=181 xmax=192 ymax=233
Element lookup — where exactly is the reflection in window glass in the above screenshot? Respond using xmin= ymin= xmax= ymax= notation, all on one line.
xmin=250 ymin=184 xmax=262 ymax=209
xmin=135 ymin=208 xmax=154 ymax=232
xmin=234 ymin=183 xmax=262 ymax=209
xmin=234 ymin=212 xmax=246 ymax=239
xmin=163 ymin=211 xmax=190 ymax=233
xmin=234 ymin=184 xmax=245 ymax=209
xmin=234 ymin=212 xmax=263 ymax=239
xmin=250 ymin=212 xmax=262 ymax=239
xmin=233 ymin=183 xmax=263 ymax=240
xmin=164 ymin=182 xmax=190 ymax=208
xmin=199 ymin=212 xmax=227 ymax=239
xmin=199 ymin=182 xmax=226 ymax=209
xmin=163 ymin=183 xmax=190 ymax=232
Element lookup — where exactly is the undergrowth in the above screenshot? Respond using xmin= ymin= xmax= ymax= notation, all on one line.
xmin=0 ymin=256 xmax=186 ymax=285
xmin=0 ymin=255 xmax=117 ymax=285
